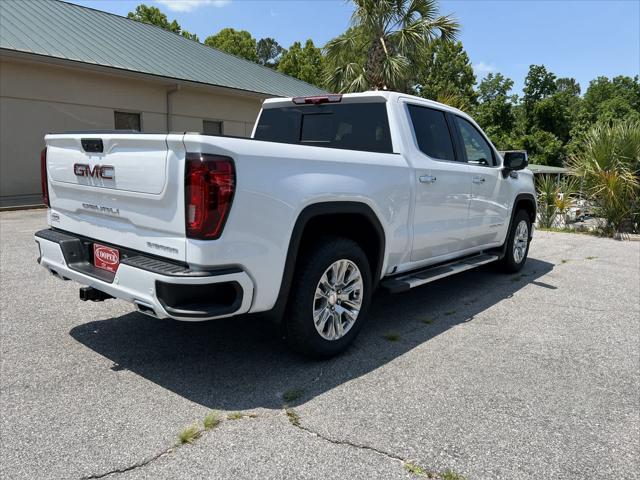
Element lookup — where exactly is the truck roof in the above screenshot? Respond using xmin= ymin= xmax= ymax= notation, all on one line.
xmin=261 ymin=90 xmax=470 ymax=119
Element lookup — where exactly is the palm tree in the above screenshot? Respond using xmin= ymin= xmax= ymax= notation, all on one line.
xmin=324 ymin=0 xmax=459 ymax=93
xmin=568 ymin=120 xmax=640 ymax=234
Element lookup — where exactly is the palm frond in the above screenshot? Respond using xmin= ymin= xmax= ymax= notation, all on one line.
xmin=323 ymin=62 xmax=368 ymax=93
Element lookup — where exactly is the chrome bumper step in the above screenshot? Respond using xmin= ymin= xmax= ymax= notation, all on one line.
xmin=381 ymin=253 xmax=499 ymax=293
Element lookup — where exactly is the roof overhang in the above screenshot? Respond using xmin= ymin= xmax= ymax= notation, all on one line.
xmin=0 ymin=48 xmax=274 ymax=101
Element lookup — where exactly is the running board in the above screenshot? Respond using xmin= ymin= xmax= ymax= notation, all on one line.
xmin=381 ymin=253 xmax=499 ymax=293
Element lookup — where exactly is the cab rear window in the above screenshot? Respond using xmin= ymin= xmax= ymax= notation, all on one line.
xmin=254 ymin=103 xmax=393 ymax=154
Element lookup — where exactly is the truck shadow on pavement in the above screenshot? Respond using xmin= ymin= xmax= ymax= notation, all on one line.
xmin=70 ymin=258 xmax=553 ymax=411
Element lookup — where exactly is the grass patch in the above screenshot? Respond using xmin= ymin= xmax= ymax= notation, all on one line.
xmin=421 ymin=317 xmax=434 ymax=324
xmin=404 ymin=462 xmax=427 ymax=477
xmin=444 ymin=310 xmax=456 ymax=316
xmin=404 ymin=462 xmax=465 ymax=480
xmin=282 ymin=388 xmax=304 ymax=403
xmin=560 ymin=259 xmax=569 ymax=264
xmin=404 ymin=463 xmax=433 ymax=477
xmin=586 ymin=256 xmax=597 ymax=260
xmin=441 ymin=470 xmax=465 ymax=480
xmin=285 ymin=408 xmax=300 ymax=427
xmin=203 ymin=411 xmax=221 ymax=430
xmin=227 ymin=412 xmax=243 ymax=420
xmin=177 ymin=424 xmax=202 ymax=444
xmin=383 ymin=332 xmax=400 ymax=341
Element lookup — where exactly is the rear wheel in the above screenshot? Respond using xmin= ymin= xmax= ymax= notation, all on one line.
xmin=284 ymin=237 xmax=372 ymax=358
xmin=500 ymin=210 xmax=531 ymax=273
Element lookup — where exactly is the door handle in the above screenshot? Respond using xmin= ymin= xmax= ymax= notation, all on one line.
xmin=419 ymin=175 xmax=437 ymax=184
xmin=472 ymin=176 xmax=485 ymax=184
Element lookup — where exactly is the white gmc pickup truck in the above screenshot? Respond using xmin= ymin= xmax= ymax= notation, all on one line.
xmin=35 ymin=91 xmax=536 ymax=357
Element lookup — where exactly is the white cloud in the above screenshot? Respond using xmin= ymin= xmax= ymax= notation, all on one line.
xmin=155 ymin=0 xmax=231 ymax=12
xmin=473 ymin=61 xmax=497 ymax=76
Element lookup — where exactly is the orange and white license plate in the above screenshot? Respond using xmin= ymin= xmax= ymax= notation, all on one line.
xmin=93 ymin=243 xmax=120 ymax=273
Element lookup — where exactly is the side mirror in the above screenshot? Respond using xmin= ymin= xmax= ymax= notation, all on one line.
xmin=502 ymin=151 xmax=528 ymax=171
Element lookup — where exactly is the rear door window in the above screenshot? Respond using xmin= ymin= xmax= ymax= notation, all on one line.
xmin=255 ymin=103 xmax=393 ymax=153
xmin=407 ymin=105 xmax=456 ymax=161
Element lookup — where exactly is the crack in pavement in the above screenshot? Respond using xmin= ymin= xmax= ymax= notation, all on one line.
xmin=79 ymin=447 xmax=175 ymax=480
xmin=284 ymin=408 xmax=406 ymax=463
xmin=282 ymin=409 xmax=462 ymax=479
xmin=77 ymin=411 xmax=275 ymax=480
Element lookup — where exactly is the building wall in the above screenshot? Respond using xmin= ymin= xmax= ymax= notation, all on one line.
xmin=0 ymin=56 xmax=264 ymax=205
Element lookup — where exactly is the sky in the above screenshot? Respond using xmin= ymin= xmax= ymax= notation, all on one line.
xmin=70 ymin=0 xmax=640 ymax=95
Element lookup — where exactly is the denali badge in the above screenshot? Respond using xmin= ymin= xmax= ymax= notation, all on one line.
xmin=82 ymin=203 xmax=120 ymax=216
xmin=73 ymin=163 xmax=114 ymax=179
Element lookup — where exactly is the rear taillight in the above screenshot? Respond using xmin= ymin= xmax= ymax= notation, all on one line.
xmin=185 ymin=153 xmax=235 ymax=239
xmin=40 ymin=148 xmax=50 ymax=207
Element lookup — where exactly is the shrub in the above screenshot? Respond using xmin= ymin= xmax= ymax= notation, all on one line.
xmin=569 ymin=120 xmax=640 ymax=234
xmin=535 ymin=174 xmax=579 ymax=228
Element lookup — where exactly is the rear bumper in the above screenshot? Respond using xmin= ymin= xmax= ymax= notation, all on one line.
xmin=34 ymin=229 xmax=254 ymax=321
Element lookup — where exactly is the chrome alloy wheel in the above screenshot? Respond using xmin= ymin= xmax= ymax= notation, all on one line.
xmin=313 ymin=259 xmax=363 ymax=341
xmin=513 ymin=220 xmax=529 ymax=264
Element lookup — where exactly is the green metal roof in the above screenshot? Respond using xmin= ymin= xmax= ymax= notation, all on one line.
xmin=527 ymin=164 xmax=569 ymax=174
xmin=0 ymin=0 xmax=326 ymax=98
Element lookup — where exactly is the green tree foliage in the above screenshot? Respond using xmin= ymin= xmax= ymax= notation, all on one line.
xmin=474 ymin=73 xmax=517 ymax=145
xmin=581 ymin=76 xmax=640 ymax=124
xmin=204 ymin=28 xmax=258 ymax=62
xmin=324 ymin=0 xmax=459 ymax=92
xmin=495 ymin=66 xmax=585 ymax=165
xmin=277 ymin=40 xmax=324 ymax=87
xmin=414 ymin=38 xmax=477 ymax=111
xmin=522 ymin=64 xmax=557 ymax=128
xmin=127 ymin=4 xmax=198 ymax=41
xmin=516 ymin=130 xmax=565 ymax=167
xmin=530 ymin=77 xmax=581 ymax=143
xmin=256 ymin=38 xmax=284 ymax=68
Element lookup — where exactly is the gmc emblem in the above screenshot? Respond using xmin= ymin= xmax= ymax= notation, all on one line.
xmin=73 ymin=163 xmax=114 ymax=179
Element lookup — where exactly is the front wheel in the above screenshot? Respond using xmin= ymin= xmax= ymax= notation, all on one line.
xmin=500 ymin=210 xmax=531 ymax=273
xmin=284 ymin=237 xmax=372 ymax=358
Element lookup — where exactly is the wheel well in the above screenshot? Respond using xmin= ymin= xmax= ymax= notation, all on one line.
xmin=515 ymin=197 xmax=536 ymax=227
xmin=268 ymin=204 xmax=385 ymax=321
xmin=299 ymin=213 xmax=383 ymax=282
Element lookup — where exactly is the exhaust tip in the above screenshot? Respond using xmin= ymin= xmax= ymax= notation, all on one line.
xmin=134 ymin=300 xmax=157 ymax=318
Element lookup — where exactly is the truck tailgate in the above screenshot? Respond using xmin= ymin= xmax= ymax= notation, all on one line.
xmin=44 ymin=133 xmax=187 ymax=262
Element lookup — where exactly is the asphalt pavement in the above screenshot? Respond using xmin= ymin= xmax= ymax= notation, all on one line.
xmin=1 ymin=210 xmax=638 ymax=479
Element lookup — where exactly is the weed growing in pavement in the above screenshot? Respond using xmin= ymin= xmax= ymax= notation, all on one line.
xmin=384 ymin=332 xmax=400 ymax=341
xmin=177 ymin=424 xmax=202 ymax=444
xmin=203 ymin=411 xmax=221 ymax=430
xmin=404 ymin=464 xmax=466 ymax=480
xmin=285 ymin=408 xmax=301 ymax=426
xmin=405 ymin=462 xmax=434 ymax=477
xmin=441 ymin=470 xmax=465 ymax=480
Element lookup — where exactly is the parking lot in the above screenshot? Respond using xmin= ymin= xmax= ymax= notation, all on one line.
xmin=1 ymin=209 xmax=638 ymax=480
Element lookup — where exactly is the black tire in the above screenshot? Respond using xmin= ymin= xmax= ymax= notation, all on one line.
xmin=500 ymin=210 xmax=532 ymax=273
xmin=284 ymin=236 xmax=372 ymax=358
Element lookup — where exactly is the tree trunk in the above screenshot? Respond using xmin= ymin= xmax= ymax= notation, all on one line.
xmin=365 ymin=40 xmax=385 ymax=90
